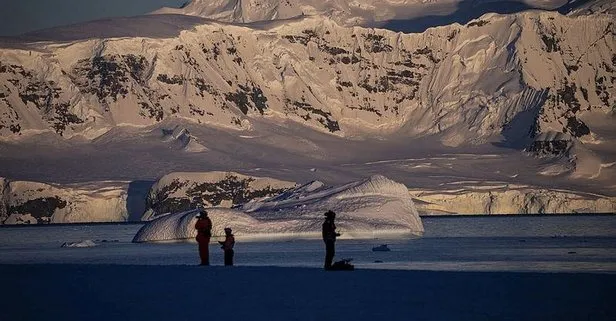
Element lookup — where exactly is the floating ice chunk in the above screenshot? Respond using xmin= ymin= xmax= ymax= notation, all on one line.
xmin=372 ymin=244 xmax=391 ymax=252
xmin=61 ymin=240 xmax=98 ymax=248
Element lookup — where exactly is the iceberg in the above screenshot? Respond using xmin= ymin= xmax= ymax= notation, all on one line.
xmin=133 ymin=175 xmax=423 ymax=242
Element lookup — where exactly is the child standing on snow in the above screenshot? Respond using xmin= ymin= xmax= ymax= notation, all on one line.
xmin=219 ymin=227 xmax=235 ymax=266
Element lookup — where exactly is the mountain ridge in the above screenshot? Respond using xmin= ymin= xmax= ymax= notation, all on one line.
xmin=1 ymin=11 xmax=613 ymax=143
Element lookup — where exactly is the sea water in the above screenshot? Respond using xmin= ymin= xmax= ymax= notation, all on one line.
xmin=1 ymin=215 xmax=615 ymax=272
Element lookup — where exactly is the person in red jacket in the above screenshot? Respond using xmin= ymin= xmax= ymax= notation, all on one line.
xmin=194 ymin=210 xmax=212 ymax=266
xmin=322 ymin=210 xmax=340 ymax=270
xmin=219 ymin=227 xmax=235 ymax=266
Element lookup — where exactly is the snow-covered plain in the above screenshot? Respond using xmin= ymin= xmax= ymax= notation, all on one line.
xmin=1 ymin=215 xmax=615 ymax=321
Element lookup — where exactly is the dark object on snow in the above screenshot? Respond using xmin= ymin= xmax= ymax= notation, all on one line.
xmin=372 ymin=244 xmax=391 ymax=252
xmin=327 ymin=258 xmax=354 ymax=271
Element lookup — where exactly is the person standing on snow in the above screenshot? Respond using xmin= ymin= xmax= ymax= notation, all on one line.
xmin=219 ymin=227 xmax=235 ymax=266
xmin=322 ymin=210 xmax=340 ymax=270
xmin=195 ymin=210 xmax=212 ymax=266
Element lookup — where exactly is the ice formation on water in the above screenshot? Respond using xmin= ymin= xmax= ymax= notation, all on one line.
xmin=132 ymin=175 xmax=423 ymax=242
xmin=61 ymin=240 xmax=98 ymax=248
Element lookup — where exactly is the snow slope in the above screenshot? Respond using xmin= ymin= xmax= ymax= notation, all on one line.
xmin=133 ymin=175 xmax=423 ymax=242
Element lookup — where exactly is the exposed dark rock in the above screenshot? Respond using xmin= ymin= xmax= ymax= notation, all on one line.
xmin=52 ymin=103 xmax=83 ymax=134
xmin=349 ymin=105 xmax=382 ymax=117
xmin=467 ymin=20 xmax=488 ymax=27
xmin=564 ymin=64 xmax=579 ymax=74
xmin=124 ymin=55 xmax=149 ymax=85
xmin=526 ymin=140 xmax=570 ymax=156
xmin=0 ymin=63 xmax=33 ymax=78
xmin=139 ymin=102 xmax=163 ymax=121
xmin=212 ymin=44 xmax=221 ymax=60
xmin=189 ymin=104 xmax=205 ymax=116
xmin=580 ymin=87 xmax=589 ymax=101
xmin=146 ymin=175 xmax=291 ymax=219
xmin=447 ymin=30 xmax=459 ymax=41
xmin=413 ymin=47 xmax=440 ymax=63
xmin=541 ymin=33 xmax=560 ymax=52
xmin=225 ymin=90 xmax=250 ymax=114
xmin=4 ymin=64 xmax=83 ymax=135
xmin=71 ymin=55 xmax=149 ymax=102
xmin=8 ymin=196 xmax=67 ymax=224
xmin=595 ymin=75 xmax=611 ymax=106
xmin=555 ymin=82 xmax=581 ymax=113
xmin=566 ymin=117 xmax=590 ymax=138
xmin=9 ymin=124 xmax=21 ymax=134
xmin=362 ymin=34 xmax=393 ymax=53
xmin=339 ymin=81 xmax=353 ymax=87
xmin=225 ymin=84 xmax=268 ymax=115
xmin=319 ymin=43 xmax=348 ymax=55
xmin=287 ymin=99 xmax=340 ymax=132
xmin=157 ymin=74 xmax=184 ymax=85
xmin=192 ymin=78 xmax=217 ymax=97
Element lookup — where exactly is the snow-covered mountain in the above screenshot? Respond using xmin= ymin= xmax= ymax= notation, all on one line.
xmin=0 ymin=1 xmax=614 ymax=224
xmin=133 ymin=174 xmax=424 ymax=242
xmin=1 ymin=10 xmax=613 ymax=145
xmin=152 ymin=0 xmax=571 ymax=27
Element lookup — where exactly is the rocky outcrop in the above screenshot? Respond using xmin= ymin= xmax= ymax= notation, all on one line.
xmin=143 ymin=172 xmax=297 ymax=220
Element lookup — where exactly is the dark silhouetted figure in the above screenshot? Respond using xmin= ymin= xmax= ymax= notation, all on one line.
xmin=219 ymin=227 xmax=235 ymax=266
xmin=322 ymin=210 xmax=340 ymax=270
xmin=194 ymin=210 xmax=212 ymax=266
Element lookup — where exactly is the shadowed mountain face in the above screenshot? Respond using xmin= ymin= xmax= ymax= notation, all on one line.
xmin=381 ymin=0 xmax=594 ymax=33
